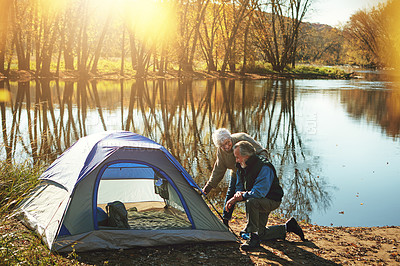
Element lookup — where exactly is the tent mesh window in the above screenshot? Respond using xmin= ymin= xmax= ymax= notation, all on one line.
xmin=96 ymin=162 xmax=192 ymax=230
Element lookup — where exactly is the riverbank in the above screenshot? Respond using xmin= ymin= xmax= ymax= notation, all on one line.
xmin=0 ymin=65 xmax=355 ymax=82
xmin=1 ymin=213 xmax=399 ymax=265
xmin=0 ymin=162 xmax=399 ymax=264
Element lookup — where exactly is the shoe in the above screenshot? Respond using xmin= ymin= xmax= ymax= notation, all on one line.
xmin=240 ymin=233 xmax=260 ymax=251
xmin=240 ymin=230 xmax=250 ymax=240
xmin=223 ymin=219 xmax=229 ymax=227
xmin=286 ymin=217 xmax=306 ymax=241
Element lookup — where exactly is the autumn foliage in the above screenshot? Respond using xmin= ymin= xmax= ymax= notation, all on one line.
xmin=344 ymin=0 xmax=400 ymax=71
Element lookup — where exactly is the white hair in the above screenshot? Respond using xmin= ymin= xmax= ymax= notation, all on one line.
xmin=212 ymin=128 xmax=232 ymax=147
xmin=233 ymin=141 xmax=256 ymax=157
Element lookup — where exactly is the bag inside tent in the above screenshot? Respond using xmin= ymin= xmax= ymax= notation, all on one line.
xmin=95 ymin=162 xmax=192 ymax=230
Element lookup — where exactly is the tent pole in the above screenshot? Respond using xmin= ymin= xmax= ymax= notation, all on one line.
xmin=200 ymin=192 xmax=242 ymax=244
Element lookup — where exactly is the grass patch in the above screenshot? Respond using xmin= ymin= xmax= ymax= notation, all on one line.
xmin=244 ymin=62 xmax=275 ymax=74
xmin=5 ymin=57 xmax=353 ymax=80
xmin=289 ymin=65 xmax=351 ymax=78
xmin=0 ymin=217 xmax=76 ymax=265
xmin=0 ymin=161 xmax=78 ymax=265
xmin=0 ymin=161 xmax=44 ymax=215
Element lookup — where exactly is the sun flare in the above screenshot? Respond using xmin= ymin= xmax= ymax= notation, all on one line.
xmin=90 ymin=0 xmax=177 ymax=44
xmin=124 ymin=0 xmax=177 ymax=43
xmin=0 ymin=89 xmax=11 ymax=103
xmin=387 ymin=1 xmax=400 ymax=80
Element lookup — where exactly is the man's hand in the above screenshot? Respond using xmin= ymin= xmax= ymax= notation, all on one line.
xmin=225 ymin=191 xmax=245 ymax=211
xmin=233 ymin=191 xmax=244 ymax=201
xmin=225 ymin=197 xmax=236 ymax=212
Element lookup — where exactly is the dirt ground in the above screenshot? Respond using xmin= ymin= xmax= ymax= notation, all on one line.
xmin=73 ymin=216 xmax=399 ymax=265
xmin=1 ymin=214 xmax=399 ymax=265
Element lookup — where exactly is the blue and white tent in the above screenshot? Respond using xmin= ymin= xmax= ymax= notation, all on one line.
xmin=18 ymin=131 xmax=235 ymax=252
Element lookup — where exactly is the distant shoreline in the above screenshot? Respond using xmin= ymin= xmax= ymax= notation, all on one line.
xmin=1 ymin=67 xmax=356 ymax=82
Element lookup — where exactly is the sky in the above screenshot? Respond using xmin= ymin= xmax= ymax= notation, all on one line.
xmin=304 ymin=0 xmax=389 ymax=27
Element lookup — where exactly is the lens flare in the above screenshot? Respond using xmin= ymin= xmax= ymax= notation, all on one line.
xmin=0 ymin=89 xmax=11 ymax=103
xmin=382 ymin=1 xmax=400 ymax=135
xmin=124 ymin=0 xmax=177 ymax=44
xmin=385 ymin=0 xmax=400 ymax=81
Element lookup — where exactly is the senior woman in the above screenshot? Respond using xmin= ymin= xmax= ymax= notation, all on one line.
xmin=202 ymin=128 xmax=268 ymax=226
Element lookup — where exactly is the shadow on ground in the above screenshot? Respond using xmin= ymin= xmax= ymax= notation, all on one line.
xmin=74 ymin=239 xmax=337 ymax=265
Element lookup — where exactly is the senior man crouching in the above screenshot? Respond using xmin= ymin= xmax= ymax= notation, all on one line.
xmin=225 ymin=141 xmax=306 ymax=251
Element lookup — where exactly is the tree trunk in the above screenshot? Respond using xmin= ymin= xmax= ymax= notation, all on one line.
xmin=63 ymin=8 xmax=79 ymax=71
xmin=220 ymin=0 xmax=252 ymax=73
xmin=12 ymin=0 xmax=30 ymax=71
xmin=129 ymin=31 xmax=137 ymax=74
xmin=40 ymin=18 xmax=58 ymax=77
xmin=0 ymin=1 xmax=11 ymax=74
xmin=34 ymin=0 xmax=41 ymax=76
xmin=187 ymin=0 xmax=210 ymax=71
xmin=129 ymin=31 xmax=151 ymax=78
xmin=199 ymin=2 xmax=221 ymax=73
xmin=241 ymin=20 xmax=250 ymax=74
xmin=77 ymin=0 xmax=89 ymax=77
xmin=91 ymin=11 xmax=112 ymax=74
xmin=129 ymin=31 xmax=137 ymax=70
xmin=120 ymin=24 xmax=125 ymax=76
xmin=158 ymin=43 xmax=166 ymax=76
xmin=229 ymin=38 xmax=236 ymax=72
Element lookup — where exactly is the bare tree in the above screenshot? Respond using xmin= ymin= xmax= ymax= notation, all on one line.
xmin=128 ymin=30 xmax=153 ymax=78
xmin=177 ymin=0 xmax=210 ymax=73
xmin=60 ymin=3 xmax=81 ymax=71
xmin=0 ymin=1 xmax=12 ymax=74
xmin=343 ymin=7 xmax=385 ymax=67
xmin=252 ymin=0 xmax=311 ymax=72
xmin=220 ymin=0 xmax=254 ymax=73
xmin=77 ymin=0 xmax=90 ymax=77
xmin=199 ymin=1 xmax=223 ymax=72
xmin=90 ymin=10 xmax=113 ymax=74
xmin=11 ymin=0 xmax=34 ymax=71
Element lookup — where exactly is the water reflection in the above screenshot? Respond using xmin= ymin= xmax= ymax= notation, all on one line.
xmin=1 ymin=78 xmax=398 ymax=224
xmin=340 ymin=88 xmax=400 ymax=138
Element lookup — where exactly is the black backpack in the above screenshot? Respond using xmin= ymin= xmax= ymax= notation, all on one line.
xmin=106 ymin=201 xmax=130 ymax=229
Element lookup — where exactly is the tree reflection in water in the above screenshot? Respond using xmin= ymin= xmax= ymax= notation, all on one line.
xmin=2 ymin=78 xmax=339 ymax=222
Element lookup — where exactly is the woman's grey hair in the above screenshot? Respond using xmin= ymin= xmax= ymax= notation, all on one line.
xmin=212 ymin=128 xmax=232 ymax=147
xmin=233 ymin=141 xmax=256 ymax=157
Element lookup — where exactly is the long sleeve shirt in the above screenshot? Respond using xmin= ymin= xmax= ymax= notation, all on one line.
xmin=207 ymin=133 xmax=268 ymax=188
xmin=235 ymin=165 xmax=274 ymax=200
